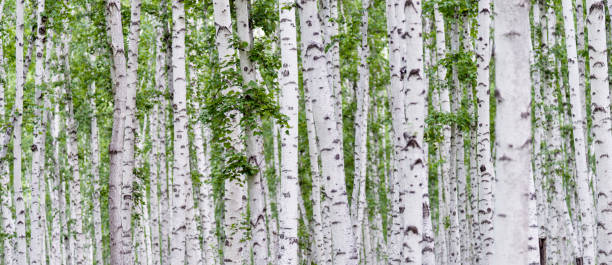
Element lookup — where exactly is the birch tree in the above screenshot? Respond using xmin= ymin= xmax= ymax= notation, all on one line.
xmin=29 ymin=0 xmax=48 ymax=262
xmin=13 ymin=0 xmax=27 ymax=262
xmin=105 ymin=0 xmax=130 ymax=262
xmin=585 ymin=0 xmax=612 ymax=262
xmin=276 ymin=0 xmax=301 ymax=263
xmin=298 ymin=0 xmax=358 ymax=262
xmin=474 ymin=1 xmax=494 ymax=264
xmin=561 ymin=0 xmax=596 ymax=262
xmin=492 ymin=0 xmax=532 ymax=264
xmin=169 ymin=0 xmax=190 ymax=263
xmin=211 ymin=0 xmax=247 ymax=261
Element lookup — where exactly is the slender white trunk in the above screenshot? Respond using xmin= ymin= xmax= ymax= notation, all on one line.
xmin=0 ymin=3 xmax=14 ymax=259
xmin=474 ymin=1 xmax=494 ymax=264
xmin=193 ymin=108 xmax=217 ymax=265
xmin=13 ymin=0 xmax=27 ymax=262
xmin=396 ymin=1 xmax=427 ymax=263
xmin=320 ymin=0 xmax=344 ymax=142
xmin=105 ymin=0 xmax=130 ymax=262
xmin=298 ymin=0 xmax=358 ymax=262
xmin=585 ymin=1 xmax=612 ymax=262
xmin=277 ymin=1 xmax=300 ymax=262
xmin=89 ymin=79 xmax=104 ymax=265
xmin=29 ymin=0 xmax=47 ymax=263
xmin=304 ymin=88 xmax=330 ymax=265
xmin=561 ymin=0 xmax=596 ymax=262
xmin=211 ymin=0 xmax=247 ymax=262
xmin=149 ymin=60 xmax=162 ymax=265
xmin=60 ymin=32 xmax=86 ymax=265
xmin=491 ymin=0 xmax=532 ymax=264
xmin=120 ymin=1 xmax=142 ymax=262
xmin=169 ymin=0 xmax=189 ymax=263
xmin=352 ymin=0 xmax=369 ymax=261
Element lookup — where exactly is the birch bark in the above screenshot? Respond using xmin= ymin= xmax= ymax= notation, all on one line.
xmin=352 ymin=0 xmax=370 ymax=261
xmin=0 ymin=0 xmax=14 ymax=261
xmin=211 ymin=0 xmax=247 ymax=262
xmin=90 ymin=79 xmax=104 ymax=265
xmin=585 ymin=1 xmax=612 ymax=262
xmin=170 ymin=0 xmax=190 ymax=263
xmin=278 ymin=0 xmax=300 ymax=262
xmin=474 ymin=1 xmax=494 ymax=264
xmin=561 ymin=0 xmax=596 ymax=262
xmin=29 ymin=1 xmax=47 ymax=262
xmin=491 ymin=1 xmax=532 ymax=264
xmin=13 ymin=0 xmax=27 ymax=262
xmin=121 ymin=1 xmax=142 ymax=262
xmin=105 ymin=0 xmax=130 ymax=262
xmin=299 ymin=0 xmax=358 ymax=262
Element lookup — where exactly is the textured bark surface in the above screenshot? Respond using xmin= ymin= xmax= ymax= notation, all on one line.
xmin=29 ymin=1 xmax=47 ymax=263
xmin=211 ymin=0 xmax=247 ymax=262
xmin=352 ymin=0 xmax=370 ymax=262
xmin=105 ymin=0 xmax=130 ymax=262
xmin=561 ymin=0 xmax=596 ymax=263
xmin=475 ymin=1 xmax=494 ymax=264
xmin=13 ymin=0 xmax=27 ymax=263
xmin=586 ymin=0 xmax=612 ymax=262
xmin=299 ymin=0 xmax=358 ymax=262
xmin=492 ymin=1 xmax=532 ymax=264
xmin=121 ymin=0 xmax=142 ymax=263
xmin=278 ymin=0 xmax=300 ymax=262
xmin=170 ymin=0 xmax=190 ymax=264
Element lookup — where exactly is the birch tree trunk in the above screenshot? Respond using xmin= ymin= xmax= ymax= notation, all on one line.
xmin=0 ymin=0 xmax=14 ymax=261
xmin=299 ymin=0 xmax=358 ymax=262
xmin=232 ymin=2 xmax=268 ymax=263
xmin=149 ymin=52 xmax=162 ymax=264
xmin=170 ymin=0 xmax=189 ymax=263
xmin=396 ymin=1 xmax=428 ymax=263
xmin=193 ymin=100 xmax=217 ymax=265
xmin=121 ymin=0 xmax=142 ymax=262
xmin=277 ymin=0 xmax=300 ymax=262
xmin=61 ymin=33 xmax=87 ymax=265
xmin=49 ymin=64 xmax=62 ymax=265
xmin=211 ymin=0 xmax=247 ymax=262
xmin=320 ymin=0 xmax=344 ymax=141
xmin=492 ymin=0 xmax=532 ymax=264
xmin=90 ymin=79 xmax=104 ymax=265
xmin=585 ymin=1 xmax=612 ymax=262
xmin=561 ymin=0 xmax=596 ymax=262
xmin=352 ymin=0 xmax=370 ymax=261
xmin=474 ymin=1 xmax=494 ymax=264
xmin=29 ymin=0 xmax=47 ymax=262
xmin=105 ymin=0 xmax=130 ymax=262
xmin=13 ymin=0 xmax=27 ymax=262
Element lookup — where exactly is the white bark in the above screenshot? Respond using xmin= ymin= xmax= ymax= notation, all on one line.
xmin=0 ymin=1 xmax=14 ymax=260
xmin=320 ymin=0 xmax=344 ymax=143
xmin=277 ymin=0 xmax=300 ymax=262
xmin=13 ymin=0 xmax=27 ymax=262
xmin=194 ymin=109 xmax=217 ymax=265
xmin=211 ymin=0 xmax=247 ymax=262
xmin=298 ymin=0 xmax=358 ymax=262
xmin=585 ymin=1 xmax=612 ymax=262
xmin=352 ymin=0 xmax=370 ymax=261
xmin=474 ymin=1 xmax=494 ymax=264
xmin=561 ymin=0 xmax=596 ymax=262
xmin=120 ymin=0 xmax=142 ymax=262
xmin=90 ymin=79 xmax=104 ymax=265
xmin=170 ymin=0 xmax=189 ymax=263
xmin=105 ymin=0 xmax=130 ymax=262
xmin=49 ymin=47 xmax=63 ymax=265
xmin=491 ymin=1 xmax=532 ymax=264
xmin=29 ymin=0 xmax=47 ymax=263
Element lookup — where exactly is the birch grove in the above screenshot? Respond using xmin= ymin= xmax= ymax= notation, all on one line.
xmin=1 ymin=0 xmax=612 ymax=264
